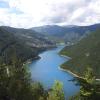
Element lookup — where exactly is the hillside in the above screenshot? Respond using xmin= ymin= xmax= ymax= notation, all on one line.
xmin=32 ymin=24 xmax=100 ymax=43
xmin=60 ymin=30 xmax=100 ymax=78
xmin=0 ymin=26 xmax=55 ymax=63
xmin=1 ymin=26 xmax=55 ymax=48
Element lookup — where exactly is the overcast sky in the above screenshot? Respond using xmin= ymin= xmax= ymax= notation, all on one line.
xmin=0 ymin=0 xmax=100 ymax=28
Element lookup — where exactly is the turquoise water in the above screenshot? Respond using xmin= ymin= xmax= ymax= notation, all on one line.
xmin=30 ymin=46 xmax=80 ymax=99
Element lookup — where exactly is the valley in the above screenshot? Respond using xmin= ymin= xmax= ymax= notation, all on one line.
xmin=0 ymin=23 xmax=100 ymax=100
xmin=30 ymin=46 xmax=80 ymax=99
xmin=0 ymin=0 xmax=100 ymax=99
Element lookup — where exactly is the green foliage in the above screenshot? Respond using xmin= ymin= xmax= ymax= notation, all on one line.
xmin=80 ymin=68 xmax=96 ymax=98
xmin=0 ymin=26 xmax=48 ymax=64
xmin=0 ymin=49 xmax=65 ymax=100
xmin=60 ymin=30 xmax=100 ymax=78
xmin=70 ymin=67 xmax=100 ymax=100
xmin=0 ymin=52 xmax=45 ymax=100
xmin=47 ymin=80 xmax=65 ymax=100
xmin=32 ymin=82 xmax=45 ymax=100
xmin=83 ymin=67 xmax=95 ymax=84
xmin=0 ymin=25 xmax=56 ymax=67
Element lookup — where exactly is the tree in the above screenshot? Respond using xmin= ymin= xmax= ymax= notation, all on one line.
xmin=70 ymin=67 xmax=100 ymax=100
xmin=0 ymin=51 xmax=45 ymax=100
xmin=0 ymin=59 xmax=10 ymax=100
xmin=47 ymin=80 xmax=65 ymax=100
xmin=79 ymin=67 xmax=95 ymax=98
xmin=32 ymin=82 xmax=45 ymax=100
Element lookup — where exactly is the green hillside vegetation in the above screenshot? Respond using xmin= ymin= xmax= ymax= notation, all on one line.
xmin=0 ymin=26 xmax=56 ymax=64
xmin=60 ymin=30 xmax=100 ymax=78
xmin=0 ymin=28 xmax=99 ymax=100
xmin=0 ymin=53 xmax=99 ymax=100
xmin=70 ymin=67 xmax=100 ymax=100
xmin=0 ymin=27 xmax=40 ymax=63
xmin=0 ymin=26 xmax=55 ymax=48
xmin=0 ymin=51 xmax=65 ymax=100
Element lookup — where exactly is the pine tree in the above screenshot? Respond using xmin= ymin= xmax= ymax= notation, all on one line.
xmin=0 ymin=57 xmax=10 ymax=100
xmin=0 ymin=51 xmax=45 ymax=100
xmin=70 ymin=67 xmax=100 ymax=100
xmin=47 ymin=80 xmax=65 ymax=100
xmin=80 ymin=67 xmax=95 ymax=98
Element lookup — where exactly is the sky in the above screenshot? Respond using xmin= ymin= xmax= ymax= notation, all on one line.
xmin=0 ymin=0 xmax=100 ymax=28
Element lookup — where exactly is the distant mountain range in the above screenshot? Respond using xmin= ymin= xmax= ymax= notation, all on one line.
xmin=32 ymin=23 xmax=100 ymax=43
xmin=0 ymin=26 xmax=55 ymax=63
xmin=60 ymin=29 xmax=100 ymax=78
xmin=0 ymin=23 xmax=100 ymax=63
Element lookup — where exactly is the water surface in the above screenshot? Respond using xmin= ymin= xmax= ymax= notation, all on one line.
xmin=30 ymin=46 xmax=80 ymax=99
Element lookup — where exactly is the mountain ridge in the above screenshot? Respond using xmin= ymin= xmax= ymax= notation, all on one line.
xmin=60 ymin=29 xmax=100 ymax=78
xmin=31 ymin=23 xmax=100 ymax=43
xmin=0 ymin=26 xmax=55 ymax=63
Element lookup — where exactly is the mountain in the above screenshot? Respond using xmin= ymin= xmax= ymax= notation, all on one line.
xmin=32 ymin=24 xmax=100 ymax=43
xmin=0 ymin=26 xmax=55 ymax=63
xmin=60 ymin=29 xmax=100 ymax=78
xmin=0 ymin=26 xmax=55 ymax=48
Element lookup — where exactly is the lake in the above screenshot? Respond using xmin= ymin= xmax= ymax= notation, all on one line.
xmin=29 ymin=46 xmax=80 ymax=99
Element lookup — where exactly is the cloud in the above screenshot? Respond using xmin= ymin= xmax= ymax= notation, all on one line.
xmin=67 ymin=0 xmax=100 ymax=25
xmin=0 ymin=0 xmax=100 ymax=28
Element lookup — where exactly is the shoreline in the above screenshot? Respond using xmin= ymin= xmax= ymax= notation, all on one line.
xmin=59 ymin=54 xmax=100 ymax=81
xmin=23 ymin=56 xmax=41 ymax=65
xmin=60 ymin=54 xmax=70 ymax=58
xmin=59 ymin=66 xmax=100 ymax=81
xmin=58 ymin=66 xmax=82 ymax=78
xmin=59 ymin=54 xmax=71 ymax=60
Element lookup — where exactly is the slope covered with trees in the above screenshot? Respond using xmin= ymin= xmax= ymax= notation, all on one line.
xmin=0 ymin=51 xmax=65 ymax=100
xmin=0 ymin=26 xmax=100 ymax=100
xmin=60 ymin=29 xmax=100 ymax=78
xmin=70 ymin=68 xmax=100 ymax=100
xmin=0 ymin=26 xmax=55 ymax=48
xmin=0 ymin=26 xmax=55 ymax=63
xmin=1 ymin=54 xmax=99 ymax=100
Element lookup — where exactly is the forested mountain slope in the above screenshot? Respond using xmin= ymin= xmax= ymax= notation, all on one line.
xmin=0 ymin=26 xmax=55 ymax=63
xmin=60 ymin=30 xmax=100 ymax=78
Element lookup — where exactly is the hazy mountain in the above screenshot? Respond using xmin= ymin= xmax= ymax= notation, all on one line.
xmin=60 ymin=29 xmax=100 ymax=78
xmin=32 ymin=24 xmax=100 ymax=43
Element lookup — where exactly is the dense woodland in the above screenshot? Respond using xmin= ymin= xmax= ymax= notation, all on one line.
xmin=0 ymin=49 xmax=100 ymax=100
xmin=0 ymin=51 xmax=65 ymax=100
xmin=60 ymin=29 xmax=100 ymax=78
xmin=0 ymin=25 xmax=100 ymax=100
xmin=0 ymin=26 xmax=56 ymax=63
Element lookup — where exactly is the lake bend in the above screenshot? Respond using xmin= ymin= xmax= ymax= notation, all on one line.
xmin=29 ymin=46 xmax=80 ymax=99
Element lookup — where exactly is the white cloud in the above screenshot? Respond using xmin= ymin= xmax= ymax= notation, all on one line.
xmin=0 ymin=0 xmax=100 ymax=28
xmin=70 ymin=8 xmax=85 ymax=21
